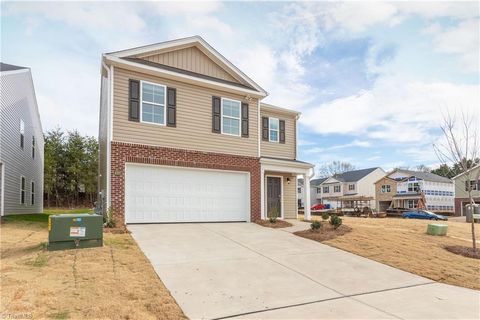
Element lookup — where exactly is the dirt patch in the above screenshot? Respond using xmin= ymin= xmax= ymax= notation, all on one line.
xmin=444 ymin=245 xmax=480 ymax=259
xmin=297 ymin=215 xmax=480 ymax=290
xmin=1 ymin=219 xmax=186 ymax=319
xmin=294 ymin=224 xmax=352 ymax=242
xmin=255 ymin=219 xmax=293 ymax=228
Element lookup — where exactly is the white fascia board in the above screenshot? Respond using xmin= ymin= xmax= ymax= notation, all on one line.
xmin=107 ymin=36 xmax=268 ymax=96
xmin=260 ymin=158 xmax=314 ymax=173
xmin=104 ymin=55 xmax=267 ymax=98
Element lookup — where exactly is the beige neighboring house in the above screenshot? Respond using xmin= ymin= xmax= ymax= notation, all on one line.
xmin=98 ymin=36 xmax=314 ymax=225
xmin=452 ymin=164 xmax=480 ymax=216
xmin=317 ymin=167 xmax=386 ymax=211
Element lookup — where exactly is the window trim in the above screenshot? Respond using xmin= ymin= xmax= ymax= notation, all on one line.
xmin=139 ymin=80 xmax=167 ymax=126
xmin=334 ymin=185 xmax=341 ymax=193
xmin=268 ymin=117 xmax=280 ymax=143
xmin=20 ymin=176 xmax=26 ymax=205
xmin=348 ymin=183 xmax=355 ymax=191
xmin=220 ymin=97 xmax=241 ymax=137
xmin=323 ymin=186 xmax=329 ymax=193
xmin=31 ymin=180 xmax=35 ymax=206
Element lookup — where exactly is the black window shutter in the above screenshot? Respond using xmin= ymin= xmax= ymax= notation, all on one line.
xmin=241 ymin=102 xmax=249 ymax=137
xmin=212 ymin=96 xmax=221 ymax=133
xmin=166 ymin=87 xmax=176 ymax=127
xmin=465 ymin=180 xmax=469 ymax=191
xmin=128 ymin=79 xmax=140 ymax=122
xmin=279 ymin=120 xmax=286 ymax=143
xmin=262 ymin=117 xmax=269 ymax=141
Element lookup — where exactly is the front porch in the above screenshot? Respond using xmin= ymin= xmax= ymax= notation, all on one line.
xmin=260 ymin=157 xmax=314 ymax=221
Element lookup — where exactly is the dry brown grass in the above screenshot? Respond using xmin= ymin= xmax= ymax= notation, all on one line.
xmin=298 ymin=215 xmax=480 ymax=290
xmin=0 ymin=219 xmax=186 ymax=320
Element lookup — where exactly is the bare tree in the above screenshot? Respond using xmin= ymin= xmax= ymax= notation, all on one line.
xmin=433 ymin=111 xmax=479 ymax=255
xmin=317 ymin=161 xmax=356 ymax=178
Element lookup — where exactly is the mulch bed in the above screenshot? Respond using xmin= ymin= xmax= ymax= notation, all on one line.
xmin=444 ymin=245 xmax=480 ymax=259
xmin=294 ymin=224 xmax=352 ymax=242
xmin=255 ymin=219 xmax=293 ymax=229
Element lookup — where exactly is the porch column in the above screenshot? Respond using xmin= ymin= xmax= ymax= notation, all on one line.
xmin=304 ymin=173 xmax=311 ymax=220
xmin=260 ymin=168 xmax=265 ymax=220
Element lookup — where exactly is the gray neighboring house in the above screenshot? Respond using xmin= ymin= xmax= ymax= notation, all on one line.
xmin=297 ymin=178 xmax=327 ymax=208
xmin=0 ymin=63 xmax=44 ymax=215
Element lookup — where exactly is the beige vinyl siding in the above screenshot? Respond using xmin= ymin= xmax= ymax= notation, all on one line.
xmin=112 ymin=67 xmax=258 ymax=157
xmin=139 ymin=46 xmax=240 ymax=84
xmin=265 ymin=171 xmax=297 ymax=219
xmin=260 ymin=109 xmax=296 ymax=160
xmin=454 ymin=167 xmax=480 ymax=198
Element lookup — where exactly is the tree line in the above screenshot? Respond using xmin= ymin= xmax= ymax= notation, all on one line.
xmin=44 ymin=128 xmax=98 ymax=208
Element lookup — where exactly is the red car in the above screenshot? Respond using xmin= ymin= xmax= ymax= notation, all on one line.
xmin=311 ymin=203 xmax=325 ymax=210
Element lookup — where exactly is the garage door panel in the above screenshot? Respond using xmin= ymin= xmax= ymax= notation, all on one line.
xmin=125 ymin=165 xmax=250 ymax=223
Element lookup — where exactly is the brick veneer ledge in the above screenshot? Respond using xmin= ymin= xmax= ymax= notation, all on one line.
xmin=110 ymin=141 xmax=261 ymax=225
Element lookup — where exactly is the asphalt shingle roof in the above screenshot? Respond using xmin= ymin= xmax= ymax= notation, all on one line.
xmin=331 ymin=167 xmax=379 ymax=183
xmin=298 ymin=177 xmax=327 ymax=187
xmin=0 ymin=62 xmax=28 ymax=72
xmin=395 ymin=170 xmax=452 ymax=183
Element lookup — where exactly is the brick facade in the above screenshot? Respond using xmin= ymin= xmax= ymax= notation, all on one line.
xmin=455 ymin=197 xmax=480 ymax=216
xmin=110 ymin=141 xmax=261 ymax=225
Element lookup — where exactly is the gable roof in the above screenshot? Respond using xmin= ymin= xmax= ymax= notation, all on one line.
xmin=104 ymin=36 xmax=267 ymax=96
xmin=392 ymin=169 xmax=452 ymax=183
xmin=329 ymin=167 xmax=380 ymax=183
xmin=451 ymin=164 xmax=480 ymax=180
xmin=0 ymin=62 xmax=28 ymax=72
xmin=298 ymin=177 xmax=327 ymax=187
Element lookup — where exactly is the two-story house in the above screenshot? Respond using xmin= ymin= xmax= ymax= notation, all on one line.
xmin=452 ymin=165 xmax=480 ymax=216
xmin=315 ymin=168 xmax=385 ymax=211
xmin=98 ymin=36 xmax=314 ymax=225
xmin=375 ymin=169 xmax=454 ymax=214
xmin=0 ymin=63 xmax=44 ymax=216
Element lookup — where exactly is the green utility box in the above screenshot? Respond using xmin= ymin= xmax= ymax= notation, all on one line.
xmin=48 ymin=214 xmax=103 ymax=251
xmin=427 ymin=224 xmax=448 ymax=236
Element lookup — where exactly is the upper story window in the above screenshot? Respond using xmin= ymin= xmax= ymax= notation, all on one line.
xmin=20 ymin=119 xmax=25 ymax=149
xmin=297 ymin=187 xmax=302 ymax=193
xmin=381 ymin=185 xmax=391 ymax=193
xmin=316 ymin=187 xmax=321 ymax=194
xmin=334 ymin=185 xmax=341 ymax=193
xmin=408 ymin=182 xmax=420 ymax=192
xmin=269 ymin=117 xmax=279 ymax=142
xmin=221 ymin=98 xmax=241 ymax=136
xmin=348 ymin=184 xmax=355 ymax=191
xmin=32 ymin=136 xmax=36 ymax=159
xmin=465 ymin=179 xmax=479 ymax=191
xmin=20 ymin=176 xmax=26 ymax=205
xmin=141 ymin=81 xmax=166 ymax=125
xmin=31 ymin=181 xmax=35 ymax=205
xmin=323 ymin=186 xmax=329 ymax=193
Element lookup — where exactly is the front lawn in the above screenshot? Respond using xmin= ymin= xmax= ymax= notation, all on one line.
xmin=297 ymin=215 xmax=480 ymax=290
xmin=0 ymin=215 xmax=185 ymax=319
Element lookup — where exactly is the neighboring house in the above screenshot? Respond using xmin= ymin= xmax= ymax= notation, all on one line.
xmin=98 ymin=36 xmax=314 ymax=225
xmin=374 ymin=169 xmax=454 ymax=214
xmin=0 ymin=63 xmax=44 ymax=216
xmin=297 ymin=177 xmax=326 ymax=208
xmin=316 ymin=168 xmax=385 ymax=210
xmin=452 ymin=165 xmax=480 ymax=216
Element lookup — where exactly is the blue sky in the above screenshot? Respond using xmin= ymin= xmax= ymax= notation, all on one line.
xmin=1 ymin=1 xmax=479 ymax=174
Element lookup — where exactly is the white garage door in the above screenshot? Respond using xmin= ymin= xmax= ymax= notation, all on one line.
xmin=125 ymin=164 xmax=250 ymax=223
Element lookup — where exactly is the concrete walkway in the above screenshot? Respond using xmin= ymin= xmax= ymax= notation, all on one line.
xmin=128 ymin=222 xmax=479 ymax=320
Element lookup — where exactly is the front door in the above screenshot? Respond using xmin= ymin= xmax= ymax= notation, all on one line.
xmin=267 ymin=177 xmax=282 ymax=218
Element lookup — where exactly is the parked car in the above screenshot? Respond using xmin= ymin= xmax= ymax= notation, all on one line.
xmin=402 ymin=210 xmax=448 ymax=221
xmin=311 ymin=204 xmax=325 ymax=210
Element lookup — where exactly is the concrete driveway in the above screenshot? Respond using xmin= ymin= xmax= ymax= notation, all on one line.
xmin=129 ymin=222 xmax=479 ymax=320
